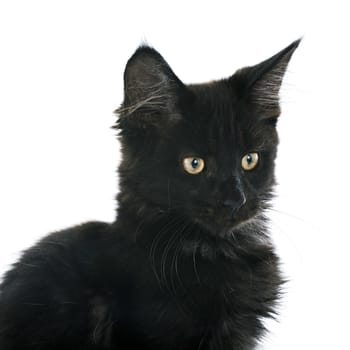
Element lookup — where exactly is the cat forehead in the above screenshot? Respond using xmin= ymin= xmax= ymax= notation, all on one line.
xmin=185 ymin=81 xmax=249 ymax=128
xmin=176 ymin=82 xmax=275 ymax=152
xmin=185 ymin=82 xmax=236 ymax=125
xmin=188 ymin=80 xmax=235 ymax=108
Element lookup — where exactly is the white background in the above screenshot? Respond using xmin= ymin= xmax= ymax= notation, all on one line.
xmin=0 ymin=1 xmax=349 ymax=349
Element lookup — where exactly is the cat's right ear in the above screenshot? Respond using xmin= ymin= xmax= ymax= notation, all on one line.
xmin=116 ymin=46 xmax=185 ymax=129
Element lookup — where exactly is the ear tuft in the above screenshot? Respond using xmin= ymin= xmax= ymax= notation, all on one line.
xmin=117 ymin=46 xmax=184 ymax=128
xmin=236 ymin=39 xmax=301 ymax=118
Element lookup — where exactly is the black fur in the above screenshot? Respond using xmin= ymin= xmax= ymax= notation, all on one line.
xmin=0 ymin=40 xmax=300 ymax=349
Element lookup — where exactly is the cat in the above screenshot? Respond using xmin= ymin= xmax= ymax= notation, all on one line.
xmin=0 ymin=39 xmax=300 ymax=350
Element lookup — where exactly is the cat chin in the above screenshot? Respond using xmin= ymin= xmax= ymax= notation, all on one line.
xmin=192 ymin=211 xmax=267 ymax=239
xmin=192 ymin=216 xmax=249 ymax=237
xmin=231 ymin=214 xmax=264 ymax=232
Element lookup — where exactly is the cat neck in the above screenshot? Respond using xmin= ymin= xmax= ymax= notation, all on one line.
xmin=115 ymin=203 xmax=272 ymax=258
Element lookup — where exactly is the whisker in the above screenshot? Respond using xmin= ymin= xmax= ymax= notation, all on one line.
xmin=192 ymin=230 xmax=202 ymax=285
xmin=171 ymin=222 xmax=191 ymax=293
xmin=149 ymin=216 xmax=182 ymax=289
xmin=266 ymin=208 xmax=307 ymax=224
xmin=133 ymin=216 xmax=147 ymax=242
xmin=160 ymin=217 xmax=186 ymax=292
xmin=167 ymin=178 xmax=171 ymax=212
xmin=266 ymin=207 xmax=321 ymax=232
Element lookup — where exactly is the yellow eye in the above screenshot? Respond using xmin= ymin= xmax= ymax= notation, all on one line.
xmin=182 ymin=157 xmax=205 ymax=175
xmin=241 ymin=152 xmax=259 ymax=171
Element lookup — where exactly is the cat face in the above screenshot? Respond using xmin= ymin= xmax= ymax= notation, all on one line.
xmin=117 ymin=41 xmax=300 ymax=236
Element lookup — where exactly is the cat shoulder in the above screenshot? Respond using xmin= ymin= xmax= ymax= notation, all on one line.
xmin=1 ymin=221 xmax=113 ymax=290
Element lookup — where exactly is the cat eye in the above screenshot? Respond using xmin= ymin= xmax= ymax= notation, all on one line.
xmin=182 ymin=157 xmax=205 ymax=175
xmin=241 ymin=152 xmax=259 ymax=171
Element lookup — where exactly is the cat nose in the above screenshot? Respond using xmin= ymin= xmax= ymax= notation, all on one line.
xmin=223 ymin=195 xmax=246 ymax=211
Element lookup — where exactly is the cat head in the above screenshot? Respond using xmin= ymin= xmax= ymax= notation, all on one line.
xmin=116 ymin=40 xmax=300 ymax=236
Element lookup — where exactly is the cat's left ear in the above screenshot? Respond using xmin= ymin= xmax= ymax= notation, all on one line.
xmin=117 ymin=45 xmax=185 ymax=128
xmin=233 ymin=39 xmax=301 ymax=120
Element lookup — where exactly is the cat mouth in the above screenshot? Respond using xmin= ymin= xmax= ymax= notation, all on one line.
xmin=192 ymin=206 xmax=257 ymax=237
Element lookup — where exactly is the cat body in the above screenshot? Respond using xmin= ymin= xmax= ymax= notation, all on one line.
xmin=0 ymin=40 xmax=300 ymax=349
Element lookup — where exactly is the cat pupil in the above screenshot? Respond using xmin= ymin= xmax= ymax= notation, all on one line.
xmin=191 ymin=158 xmax=199 ymax=168
xmin=247 ymin=154 xmax=252 ymax=164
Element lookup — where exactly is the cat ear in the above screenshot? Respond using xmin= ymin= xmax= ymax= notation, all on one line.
xmin=117 ymin=46 xmax=184 ymax=128
xmin=234 ymin=39 xmax=301 ymax=119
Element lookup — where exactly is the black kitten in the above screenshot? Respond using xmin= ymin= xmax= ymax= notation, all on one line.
xmin=0 ymin=40 xmax=300 ymax=350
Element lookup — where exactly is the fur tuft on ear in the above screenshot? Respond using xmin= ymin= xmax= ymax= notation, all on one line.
xmin=235 ymin=39 xmax=301 ymax=118
xmin=116 ymin=46 xmax=184 ymax=129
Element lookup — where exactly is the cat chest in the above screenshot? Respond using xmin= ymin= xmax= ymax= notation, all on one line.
xmin=129 ymin=261 xmax=263 ymax=330
xmin=88 ymin=254 xmax=277 ymax=349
